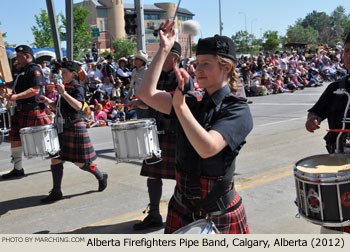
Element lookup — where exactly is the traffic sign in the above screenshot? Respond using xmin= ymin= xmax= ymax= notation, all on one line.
xmin=92 ymin=28 xmax=100 ymax=38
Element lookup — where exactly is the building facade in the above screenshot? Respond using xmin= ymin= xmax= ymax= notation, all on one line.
xmin=74 ymin=0 xmax=195 ymax=58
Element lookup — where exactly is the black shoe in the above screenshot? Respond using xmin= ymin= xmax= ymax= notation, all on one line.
xmin=133 ymin=213 xmax=163 ymax=230
xmin=2 ymin=168 xmax=25 ymax=179
xmin=40 ymin=190 xmax=63 ymax=203
xmin=98 ymin=173 xmax=108 ymax=192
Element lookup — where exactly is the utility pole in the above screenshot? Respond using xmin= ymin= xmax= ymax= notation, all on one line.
xmin=66 ymin=0 xmax=73 ymax=60
xmin=219 ymin=0 xmax=223 ymax=35
xmin=134 ymin=0 xmax=146 ymax=51
xmin=46 ymin=0 xmax=62 ymax=61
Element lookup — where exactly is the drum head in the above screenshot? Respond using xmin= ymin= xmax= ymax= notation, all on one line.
xmin=0 ymin=108 xmax=8 ymax=113
xmin=295 ymin=154 xmax=350 ymax=181
xmin=19 ymin=124 xmax=55 ymax=134
xmin=111 ymin=118 xmax=155 ymax=130
xmin=173 ymin=219 xmax=215 ymax=234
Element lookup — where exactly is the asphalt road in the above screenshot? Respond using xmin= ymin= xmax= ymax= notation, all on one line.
xmin=0 ymin=84 xmax=331 ymax=234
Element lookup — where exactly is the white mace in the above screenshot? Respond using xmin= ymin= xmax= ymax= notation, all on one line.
xmin=182 ymin=20 xmax=200 ymax=58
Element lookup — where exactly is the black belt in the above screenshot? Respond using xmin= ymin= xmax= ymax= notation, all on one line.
xmin=173 ymin=187 xmax=242 ymax=218
xmin=17 ymin=103 xmax=40 ymax=112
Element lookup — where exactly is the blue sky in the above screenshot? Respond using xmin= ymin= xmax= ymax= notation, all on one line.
xmin=0 ymin=0 xmax=349 ymax=46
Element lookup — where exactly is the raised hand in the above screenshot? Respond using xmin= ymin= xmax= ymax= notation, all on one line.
xmin=159 ymin=19 xmax=176 ymax=52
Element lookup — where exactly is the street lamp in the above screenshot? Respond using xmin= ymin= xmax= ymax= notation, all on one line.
xmin=251 ymin=18 xmax=257 ymax=35
xmin=238 ymin=12 xmax=247 ymax=32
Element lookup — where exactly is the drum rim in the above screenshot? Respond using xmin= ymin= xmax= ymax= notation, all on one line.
xmin=173 ymin=219 xmax=214 ymax=234
xmin=111 ymin=118 xmax=156 ymax=130
xmin=297 ymin=209 xmax=350 ymax=227
xmin=19 ymin=124 xmax=56 ymax=134
xmin=294 ymin=154 xmax=350 ymax=181
xmin=0 ymin=108 xmax=9 ymax=112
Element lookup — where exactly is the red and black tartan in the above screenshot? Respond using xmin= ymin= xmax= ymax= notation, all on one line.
xmin=140 ymin=132 xmax=176 ymax=179
xmin=9 ymin=109 xmax=51 ymax=142
xmin=323 ymin=226 xmax=350 ymax=233
xmin=58 ymin=122 xmax=96 ymax=163
xmin=164 ymin=172 xmax=250 ymax=234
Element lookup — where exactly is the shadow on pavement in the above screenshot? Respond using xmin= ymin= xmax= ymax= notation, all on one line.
xmin=0 ymin=190 xmax=96 ymax=216
xmin=63 ymin=220 xmax=164 ymax=234
xmin=0 ymin=169 xmax=51 ymax=181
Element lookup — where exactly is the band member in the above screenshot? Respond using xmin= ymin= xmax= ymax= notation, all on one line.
xmin=39 ymin=61 xmax=108 ymax=203
xmin=0 ymin=45 xmax=51 ymax=179
xmin=305 ymin=33 xmax=350 ymax=234
xmin=130 ymin=42 xmax=194 ymax=230
xmin=138 ymin=20 xmax=253 ymax=233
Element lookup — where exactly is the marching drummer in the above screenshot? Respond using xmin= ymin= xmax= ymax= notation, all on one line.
xmin=39 ymin=61 xmax=108 ymax=203
xmin=305 ymin=32 xmax=350 ymax=234
xmin=130 ymin=42 xmax=194 ymax=230
xmin=0 ymin=45 xmax=51 ymax=179
xmin=138 ymin=20 xmax=253 ymax=233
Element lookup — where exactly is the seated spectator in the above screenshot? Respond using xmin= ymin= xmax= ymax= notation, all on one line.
xmin=83 ymin=105 xmax=95 ymax=128
xmin=111 ymin=78 xmax=123 ymax=103
xmin=101 ymin=76 xmax=114 ymax=96
xmin=101 ymin=94 xmax=116 ymax=121
xmin=44 ymin=84 xmax=58 ymax=102
xmin=92 ymin=103 xmax=107 ymax=127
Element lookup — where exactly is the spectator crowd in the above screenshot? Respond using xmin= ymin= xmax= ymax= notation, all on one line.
xmin=4 ymin=42 xmax=346 ymax=128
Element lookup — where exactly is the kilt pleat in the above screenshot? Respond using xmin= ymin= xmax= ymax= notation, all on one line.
xmin=9 ymin=109 xmax=51 ymax=142
xmin=58 ymin=122 xmax=96 ymax=163
xmin=164 ymin=172 xmax=250 ymax=234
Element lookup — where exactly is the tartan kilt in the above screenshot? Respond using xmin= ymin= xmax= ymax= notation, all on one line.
xmin=140 ymin=132 xmax=176 ymax=179
xmin=164 ymin=172 xmax=250 ymax=234
xmin=323 ymin=226 xmax=350 ymax=233
xmin=58 ymin=122 xmax=97 ymax=163
xmin=9 ymin=109 xmax=51 ymax=142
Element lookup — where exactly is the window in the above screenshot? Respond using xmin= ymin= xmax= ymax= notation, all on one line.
xmin=144 ymin=14 xmax=160 ymax=20
xmin=99 ymin=20 xmax=103 ymax=32
xmin=178 ymin=15 xmax=192 ymax=21
xmin=97 ymin=9 xmax=107 ymax=18
xmin=104 ymin=20 xmax=108 ymax=32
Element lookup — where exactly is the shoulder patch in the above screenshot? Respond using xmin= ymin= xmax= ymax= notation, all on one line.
xmin=34 ymin=70 xmax=41 ymax=78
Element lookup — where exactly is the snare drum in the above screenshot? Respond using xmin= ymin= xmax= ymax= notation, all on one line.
xmin=20 ymin=124 xmax=60 ymax=158
xmin=111 ymin=118 xmax=161 ymax=162
xmin=294 ymin=154 xmax=350 ymax=227
xmin=0 ymin=108 xmax=11 ymax=133
xmin=173 ymin=219 xmax=219 ymax=234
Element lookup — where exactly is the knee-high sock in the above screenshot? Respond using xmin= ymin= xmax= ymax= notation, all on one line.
xmin=80 ymin=162 xmax=103 ymax=180
xmin=11 ymin=146 xmax=23 ymax=170
xmin=147 ymin=178 xmax=162 ymax=215
xmin=51 ymin=163 xmax=64 ymax=192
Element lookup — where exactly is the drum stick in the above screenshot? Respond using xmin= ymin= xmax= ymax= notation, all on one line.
xmin=29 ymin=88 xmax=41 ymax=98
xmin=130 ymin=90 xmax=202 ymax=100
xmin=41 ymin=82 xmax=75 ymax=89
xmin=328 ymin=129 xmax=350 ymax=133
xmin=131 ymin=91 xmax=175 ymax=100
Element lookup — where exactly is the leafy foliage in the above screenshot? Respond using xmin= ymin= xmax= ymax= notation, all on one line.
xmin=31 ymin=9 xmax=64 ymax=48
xmin=111 ymin=38 xmax=136 ymax=60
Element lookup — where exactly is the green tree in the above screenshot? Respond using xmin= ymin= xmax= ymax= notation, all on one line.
xmin=31 ymin=9 xmax=64 ymax=48
xmin=111 ymin=38 xmax=136 ymax=61
xmin=62 ymin=6 xmax=92 ymax=60
xmin=231 ymin=30 xmax=255 ymax=53
xmin=0 ymin=21 xmax=9 ymax=47
xmin=286 ymin=25 xmax=318 ymax=45
xmin=262 ymin=31 xmax=280 ymax=52
xmin=329 ymin=6 xmax=347 ymax=45
xmin=300 ymin=11 xmax=331 ymax=35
